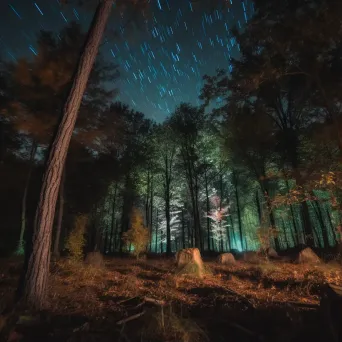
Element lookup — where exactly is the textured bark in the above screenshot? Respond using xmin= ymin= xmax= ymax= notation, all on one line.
xmin=149 ymin=176 xmax=153 ymax=251
xmin=181 ymin=209 xmax=185 ymax=249
xmin=164 ymin=155 xmax=172 ymax=255
xmin=155 ymin=208 xmax=159 ymax=253
xmin=17 ymin=141 xmax=37 ymax=254
xmin=53 ymin=166 xmax=65 ymax=257
xmin=233 ymin=171 xmax=243 ymax=251
xmin=22 ymin=0 xmax=112 ymax=310
xmin=204 ymin=169 xmax=211 ymax=250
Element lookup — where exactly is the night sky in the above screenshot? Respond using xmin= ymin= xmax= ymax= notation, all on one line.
xmin=0 ymin=0 xmax=253 ymax=121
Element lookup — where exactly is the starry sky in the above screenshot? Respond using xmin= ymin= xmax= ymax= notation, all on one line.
xmin=0 ymin=0 xmax=253 ymax=122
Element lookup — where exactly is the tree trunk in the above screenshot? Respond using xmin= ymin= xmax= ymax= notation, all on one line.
xmin=165 ymin=190 xmax=171 ymax=255
xmin=326 ymin=207 xmax=337 ymax=244
xmin=53 ymin=166 xmax=65 ymax=257
xmin=149 ymin=175 xmax=153 ymax=251
xmin=21 ymin=0 xmax=112 ymax=310
xmin=204 ymin=169 xmax=211 ymax=250
xmin=145 ymin=170 xmax=150 ymax=228
xmin=165 ymin=155 xmax=172 ymax=255
xmin=109 ymin=184 xmax=117 ymax=253
xmin=17 ymin=141 xmax=37 ymax=255
xmin=155 ymin=208 xmax=158 ymax=253
xmin=194 ymin=173 xmax=203 ymax=250
xmin=181 ymin=209 xmax=185 ymax=249
xmin=233 ymin=171 xmax=243 ymax=251
xmin=284 ymin=178 xmax=300 ymax=245
xmin=302 ymin=201 xmax=315 ymax=247
xmin=312 ymin=201 xmax=329 ymax=248
xmin=256 ymin=189 xmax=262 ymax=225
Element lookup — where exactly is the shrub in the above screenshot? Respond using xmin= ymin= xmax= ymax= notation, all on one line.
xmin=65 ymin=214 xmax=87 ymax=262
xmin=122 ymin=208 xmax=150 ymax=258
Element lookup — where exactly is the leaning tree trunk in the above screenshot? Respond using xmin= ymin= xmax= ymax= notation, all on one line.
xmin=53 ymin=166 xmax=65 ymax=257
xmin=17 ymin=141 xmax=37 ymax=255
xmin=22 ymin=0 xmax=112 ymax=310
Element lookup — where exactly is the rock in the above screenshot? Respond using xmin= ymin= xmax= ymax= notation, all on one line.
xmin=176 ymin=248 xmax=204 ymax=278
xmin=85 ymin=251 xmax=105 ymax=267
xmin=217 ymin=253 xmax=236 ymax=265
xmin=296 ymin=247 xmax=321 ymax=264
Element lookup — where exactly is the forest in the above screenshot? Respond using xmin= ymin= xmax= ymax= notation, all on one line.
xmin=1 ymin=0 xmax=342 ymax=341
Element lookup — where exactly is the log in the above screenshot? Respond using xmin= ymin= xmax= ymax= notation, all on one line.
xmin=116 ymin=311 xmax=145 ymax=325
xmin=144 ymin=297 xmax=166 ymax=306
xmin=117 ymin=297 xmax=139 ymax=305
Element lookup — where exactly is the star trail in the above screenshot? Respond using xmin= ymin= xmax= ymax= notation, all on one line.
xmin=0 ymin=0 xmax=253 ymax=121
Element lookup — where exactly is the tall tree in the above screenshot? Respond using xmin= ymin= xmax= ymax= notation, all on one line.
xmin=21 ymin=3 xmax=117 ymax=308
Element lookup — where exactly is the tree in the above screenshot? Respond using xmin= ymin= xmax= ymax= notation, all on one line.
xmin=170 ymin=104 xmax=206 ymax=250
xmin=122 ymin=207 xmax=150 ymax=258
xmin=22 ymin=2 xmax=115 ymax=308
xmin=154 ymin=123 xmax=177 ymax=255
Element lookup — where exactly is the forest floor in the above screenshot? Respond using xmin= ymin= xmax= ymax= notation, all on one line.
xmin=0 ymin=256 xmax=341 ymax=342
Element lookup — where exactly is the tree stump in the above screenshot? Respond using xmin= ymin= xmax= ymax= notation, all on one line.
xmin=175 ymin=248 xmax=204 ymax=278
xmin=296 ymin=247 xmax=321 ymax=264
xmin=217 ymin=253 xmax=236 ymax=265
xmin=320 ymin=284 xmax=342 ymax=342
xmin=266 ymin=247 xmax=279 ymax=259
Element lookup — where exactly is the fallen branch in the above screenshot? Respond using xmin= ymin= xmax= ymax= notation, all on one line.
xmin=116 ymin=311 xmax=145 ymax=325
xmin=225 ymin=287 xmax=255 ymax=309
xmin=117 ymin=297 xmax=139 ymax=305
xmin=144 ymin=297 xmax=166 ymax=306
xmin=285 ymin=301 xmax=319 ymax=309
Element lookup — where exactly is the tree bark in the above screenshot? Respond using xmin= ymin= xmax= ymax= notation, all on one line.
xmin=181 ymin=209 xmax=185 ymax=249
xmin=21 ymin=0 xmax=113 ymax=310
xmin=155 ymin=208 xmax=158 ymax=253
xmin=233 ymin=171 xmax=243 ymax=251
xmin=149 ymin=175 xmax=153 ymax=251
xmin=204 ymin=169 xmax=211 ymax=250
xmin=17 ymin=141 xmax=37 ymax=255
xmin=53 ymin=166 xmax=65 ymax=257
xmin=164 ymin=155 xmax=172 ymax=256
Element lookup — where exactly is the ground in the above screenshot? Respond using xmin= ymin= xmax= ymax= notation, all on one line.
xmin=0 ymin=255 xmax=341 ymax=341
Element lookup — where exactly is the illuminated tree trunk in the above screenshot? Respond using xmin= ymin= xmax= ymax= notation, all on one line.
xmin=232 ymin=170 xmax=243 ymax=251
xmin=53 ymin=166 xmax=65 ymax=257
xmin=164 ymin=155 xmax=172 ymax=255
xmin=149 ymin=176 xmax=153 ymax=251
xmin=155 ymin=208 xmax=159 ymax=253
xmin=17 ymin=141 xmax=37 ymax=255
xmin=181 ymin=209 xmax=185 ymax=249
xmin=204 ymin=169 xmax=211 ymax=250
xmin=145 ymin=170 xmax=150 ymax=228
xmin=312 ymin=201 xmax=329 ymax=248
xmin=284 ymin=179 xmax=300 ymax=245
xmin=22 ymin=0 xmax=112 ymax=310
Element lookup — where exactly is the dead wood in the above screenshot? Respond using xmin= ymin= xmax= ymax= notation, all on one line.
xmin=116 ymin=311 xmax=145 ymax=325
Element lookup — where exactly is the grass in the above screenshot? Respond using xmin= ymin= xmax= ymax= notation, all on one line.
xmin=0 ymin=256 xmax=340 ymax=341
